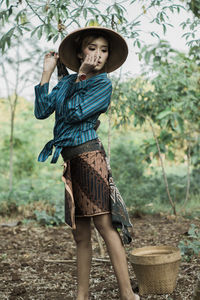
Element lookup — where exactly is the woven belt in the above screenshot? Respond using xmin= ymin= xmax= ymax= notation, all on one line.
xmin=61 ymin=139 xmax=102 ymax=161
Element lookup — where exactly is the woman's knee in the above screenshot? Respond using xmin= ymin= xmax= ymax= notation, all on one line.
xmin=73 ymin=230 xmax=91 ymax=245
xmin=93 ymin=214 xmax=112 ymax=237
xmin=72 ymin=217 xmax=91 ymax=244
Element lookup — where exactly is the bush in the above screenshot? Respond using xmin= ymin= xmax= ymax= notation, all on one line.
xmin=179 ymin=224 xmax=200 ymax=261
xmin=110 ymin=138 xmax=200 ymax=211
xmin=34 ymin=201 xmax=64 ymax=226
xmin=110 ymin=138 xmax=148 ymax=208
xmin=0 ymin=176 xmax=64 ymax=216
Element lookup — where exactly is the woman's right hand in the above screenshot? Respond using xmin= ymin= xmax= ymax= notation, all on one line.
xmin=43 ymin=51 xmax=59 ymax=74
xmin=78 ymin=54 xmax=99 ymax=75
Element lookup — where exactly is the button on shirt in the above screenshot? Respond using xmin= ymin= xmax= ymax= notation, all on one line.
xmin=34 ymin=73 xmax=112 ymax=163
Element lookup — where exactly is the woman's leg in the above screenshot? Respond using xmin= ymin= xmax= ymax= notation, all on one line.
xmin=72 ymin=217 xmax=92 ymax=300
xmin=93 ymin=214 xmax=139 ymax=300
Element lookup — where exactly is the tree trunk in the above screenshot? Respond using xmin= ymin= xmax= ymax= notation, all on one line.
xmin=148 ymin=117 xmax=177 ymax=215
xmin=9 ymin=109 xmax=14 ymax=192
xmin=2 ymin=43 xmax=20 ymax=193
xmin=9 ymin=92 xmax=18 ymax=193
xmin=183 ymin=142 xmax=191 ymax=210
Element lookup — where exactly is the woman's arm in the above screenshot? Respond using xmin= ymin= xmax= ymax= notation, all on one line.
xmin=34 ymin=82 xmax=60 ymax=119
xmin=34 ymin=52 xmax=59 ymax=119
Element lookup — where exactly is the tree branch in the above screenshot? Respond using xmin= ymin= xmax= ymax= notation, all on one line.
xmin=1 ymin=63 xmax=11 ymax=105
xmin=24 ymin=0 xmax=46 ymax=24
xmin=44 ymin=258 xmax=110 ymax=263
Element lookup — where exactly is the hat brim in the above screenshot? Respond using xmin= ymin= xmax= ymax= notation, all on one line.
xmin=58 ymin=27 xmax=128 ymax=73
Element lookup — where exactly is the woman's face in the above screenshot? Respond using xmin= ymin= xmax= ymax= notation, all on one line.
xmin=80 ymin=36 xmax=109 ymax=72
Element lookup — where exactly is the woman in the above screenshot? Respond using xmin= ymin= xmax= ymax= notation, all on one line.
xmin=34 ymin=27 xmax=139 ymax=300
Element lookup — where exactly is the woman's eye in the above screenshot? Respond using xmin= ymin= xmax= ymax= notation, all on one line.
xmin=102 ymin=49 xmax=107 ymax=53
xmin=88 ymin=47 xmax=95 ymax=51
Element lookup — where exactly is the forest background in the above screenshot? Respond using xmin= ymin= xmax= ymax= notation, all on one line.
xmin=0 ymin=0 xmax=199 ymax=224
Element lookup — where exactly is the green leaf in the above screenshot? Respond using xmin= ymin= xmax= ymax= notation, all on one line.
xmin=136 ymin=40 xmax=141 ymax=48
xmin=167 ymin=150 xmax=175 ymax=161
xmin=31 ymin=26 xmax=39 ymax=37
xmin=16 ymin=26 xmax=23 ymax=35
xmin=0 ymin=26 xmax=15 ymax=52
xmin=22 ymin=26 xmax=31 ymax=32
xmin=173 ymin=114 xmax=184 ymax=133
xmin=49 ymin=24 xmax=57 ymax=35
xmin=150 ymin=31 xmax=160 ymax=39
xmin=0 ymin=38 xmax=5 ymax=53
xmin=53 ymin=34 xmax=59 ymax=44
xmin=176 ymin=115 xmax=184 ymax=133
xmin=83 ymin=8 xmax=87 ymax=19
xmin=156 ymin=109 xmax=172 ymax=120
xmin=8 ymin=6 xmax=12 ymax=16
xmin=88 ymin=19 xmax=99 ymax=27
xmin=44 ymin=24 xmax=50 ymax=35
xmin=144 ymin=51 xmax=151 ymax=63
xmin=7 ymin=26 xmax=15 ymax=37
xmin=6 ymin=35 xmax=11 ymax=48
xmin=37 ymin=26 xmax=43 ymax=39
xmin=159 ymin=130 xmax=172 ymax=143
xmin=162 ymin=24 xmax=166 ymax=35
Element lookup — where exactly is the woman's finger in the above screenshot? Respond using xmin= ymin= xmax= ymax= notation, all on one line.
xmin=94 ymin=55 xmax=99 ymax=65
xmin=45 ymin=51 xmax=58 ymax=58
xmin=85 ymin=55 xmax=90 ymax=62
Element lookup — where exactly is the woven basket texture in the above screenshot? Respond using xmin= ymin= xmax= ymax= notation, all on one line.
xmin=130 ymin=246 xmax=181 ymax=295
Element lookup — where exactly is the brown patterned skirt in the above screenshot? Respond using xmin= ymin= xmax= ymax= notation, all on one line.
xmin=62 ymin=149 xmax=110 ymax=229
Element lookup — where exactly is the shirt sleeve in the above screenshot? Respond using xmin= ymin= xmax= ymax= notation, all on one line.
xmin=34 ymin=78 xmax=67 ymax=119
xmin=62 ymin=78 xmax=112 ymax=123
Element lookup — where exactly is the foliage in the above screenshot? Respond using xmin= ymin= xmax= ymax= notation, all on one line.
xmin=2 ymin=135 xmax=36 ymax=177
xmin=0 ymin=34 xmax=46 ymax=98
xmin=0 ymin=0 xmax=198 ymax=55
xmin=0 ymin=34 xmax=46 ymax=194
xmin=188 ymin=0 xmax=200 ymax=18
xmin=111 ymin=45 xmax=199 ymax=215
xmin=34 ymin=201 xmax=64 ymax=226
xmin=109 ymin=134 xmax=200 ymax=209
xmin=110 ymin=137 xmax=147 ymax=208
xmin=0 ymin=101 xmax=38 ymax=179
xmin=112 ymin=41 xmax=200 ymax=167
xmin=179 ymin=224 xmax=200 ymax=261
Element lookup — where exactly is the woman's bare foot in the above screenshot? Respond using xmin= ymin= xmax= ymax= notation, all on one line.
xmin=121 ymin=293 xmax=140 ymax=300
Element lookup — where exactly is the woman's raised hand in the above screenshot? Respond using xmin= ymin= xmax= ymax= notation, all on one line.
xmin=79 ymin=54 xmax=99 ymax=75
xmin=40 ymin=52 xmax=59 ymax=86
xmin=43 ymin=51 xmax=59 ymax=74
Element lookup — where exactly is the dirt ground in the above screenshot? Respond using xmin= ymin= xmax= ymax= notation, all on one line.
xmin=0 ymin=214 xmax=199 ymax=300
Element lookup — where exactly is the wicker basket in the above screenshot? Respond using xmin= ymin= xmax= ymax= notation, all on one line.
xmin=130 ymin=245 xmax=181 ymax=295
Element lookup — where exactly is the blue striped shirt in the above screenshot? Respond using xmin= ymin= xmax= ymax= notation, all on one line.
xmin=34 ymin=72 xmax=112 ymax=163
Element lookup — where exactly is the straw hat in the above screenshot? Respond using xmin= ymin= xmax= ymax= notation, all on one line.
xmin=58 ymin=26 xmax=128 ymax=73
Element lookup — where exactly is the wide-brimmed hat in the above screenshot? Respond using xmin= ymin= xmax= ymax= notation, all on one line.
xmin=58 ymin=26 xmax=128 ymax=73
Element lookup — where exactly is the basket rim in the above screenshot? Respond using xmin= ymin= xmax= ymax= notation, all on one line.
xmin=130 ymin=245 xmax=181 ymax=265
